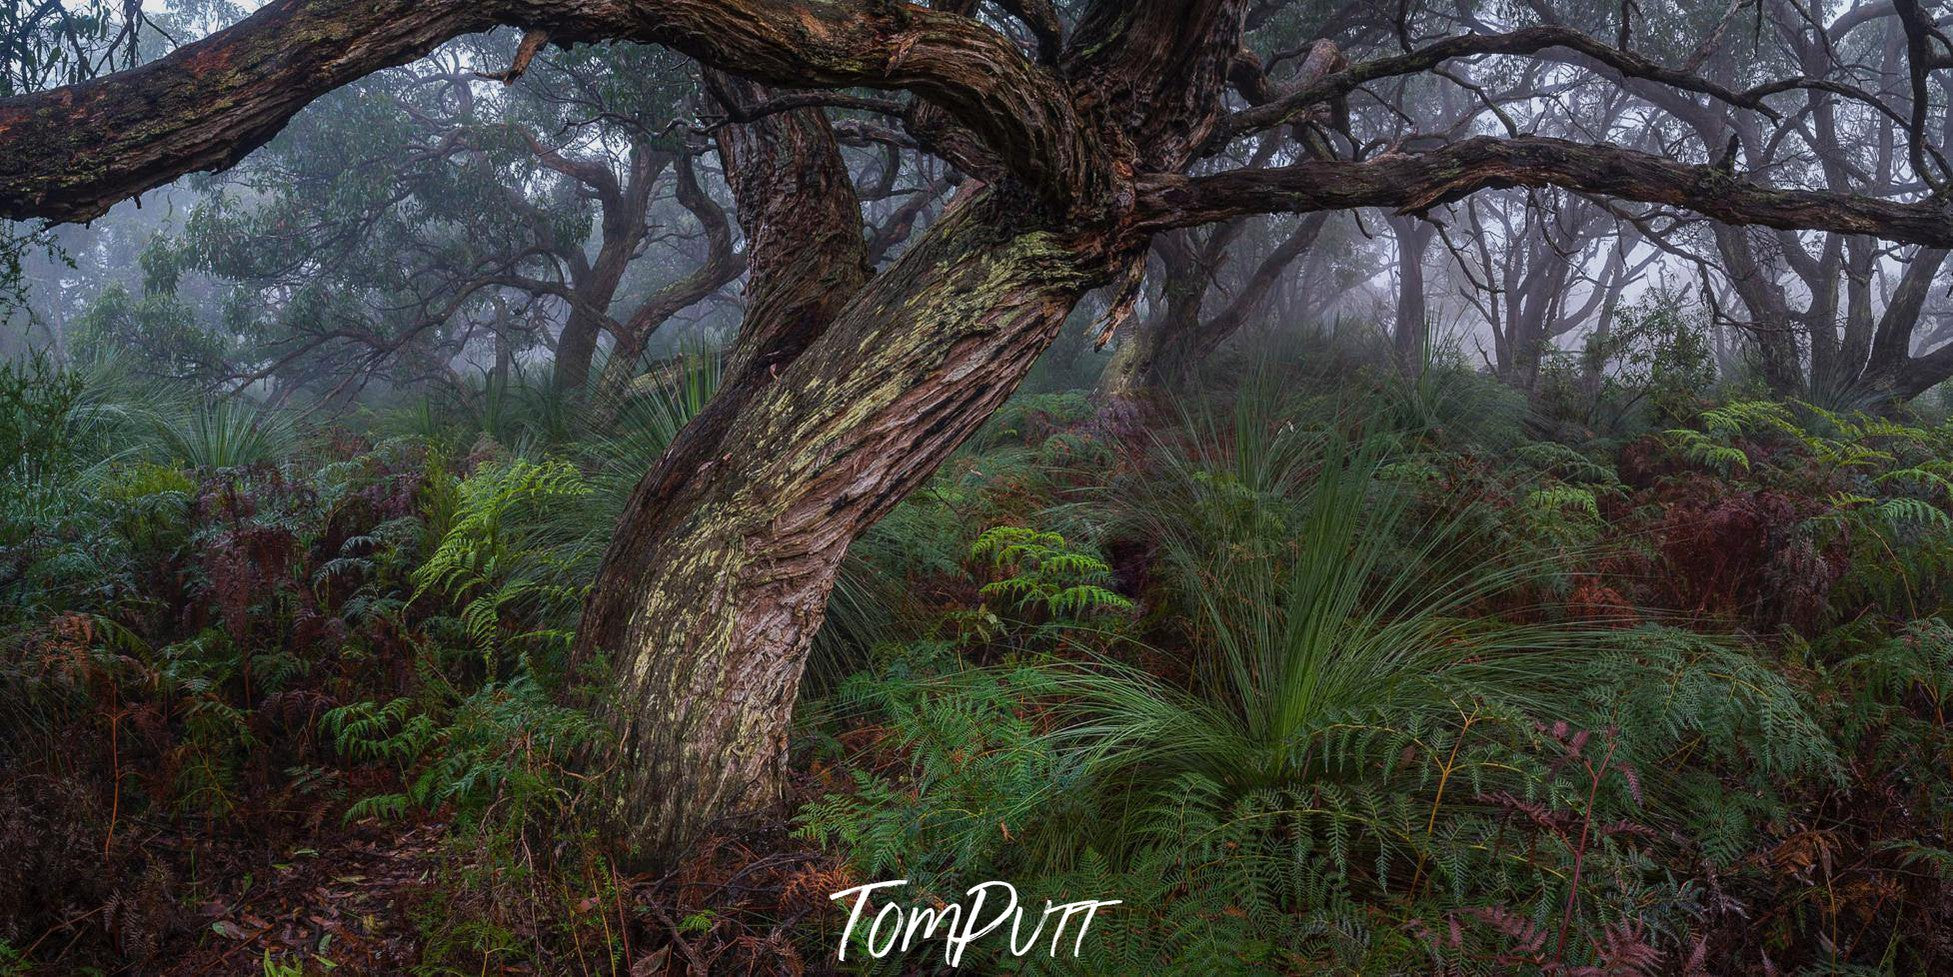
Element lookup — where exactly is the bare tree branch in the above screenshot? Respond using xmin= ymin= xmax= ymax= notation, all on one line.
xmin=1205 ymin=25 xmax=1784 ymax=153
xmin=1139 ymin=135 xmax=1953 ymax=247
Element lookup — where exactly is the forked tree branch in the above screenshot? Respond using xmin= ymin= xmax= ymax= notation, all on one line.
xmin=989 ymin=0 xmax=1063 ymax=65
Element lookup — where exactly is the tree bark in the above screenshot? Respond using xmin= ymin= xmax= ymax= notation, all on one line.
xmin=0 ymin=0 xmax=1100 ymax=223
xmin=572 ymin=0 xmax=1256 ymax=862
xmin=1391 ymin=215 xmax=1435 ymax=372
xmin=573 ymin=72 xmax=1105 ymax=863
xmin=579 ymin=190 xmax=1112 ymax=862
xmin=1132 ymin=135 xmax=1953 ymax=248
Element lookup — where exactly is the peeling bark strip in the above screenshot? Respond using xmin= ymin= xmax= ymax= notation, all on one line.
xmin=1133 ymin=136 xmax=1953 ymax=248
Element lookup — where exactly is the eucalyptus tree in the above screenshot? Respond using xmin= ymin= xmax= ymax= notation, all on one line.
xmin=1448 ymin=186 xmax=1654 ymax=389
xmin=164 ymin=36 xmax=741 ymax=400
xmin=15 ymin=0 xmax=1953 ymax=868
xmin=1526 ymin=0 xmax=1953 ymax=405
xmin=1098 ymin=212 xmax=1333 ymax=396
xmin=1734 ymin=0 xmax=1953 ymax=405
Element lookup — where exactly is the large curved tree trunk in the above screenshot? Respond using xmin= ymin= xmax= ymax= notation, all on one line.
xmin=569 ymin=63 xmax=1121 ymax=862
xmin=578 ymin=192 xmax=1109 ymax=862
xmin=570 ymin=0 xmax=1249 ymax=864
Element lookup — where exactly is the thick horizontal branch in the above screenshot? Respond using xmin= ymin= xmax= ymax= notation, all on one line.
xmin=1207 ymin=26 xmax=1780 ymax=151
xmin=0 ymin=0 xmax=1099 ymax=222
xmin=0 ymin=0 xmax=499 ymax=221
xmin=1135 ymin=136 xmax=1953 ymax=248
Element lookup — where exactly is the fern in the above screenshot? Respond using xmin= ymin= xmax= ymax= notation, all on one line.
xmin=969 ymin=526 xmax=1133 ymax=624
xmin=1526 ymin=484 xmax=1600 ymax=520
xmin=1660 ymin=427 xmax=1751 ymax=473
xmin=413 ymin=458 xmax=594 ymax=675
xmin=324 ymin=697 xmax=436 ymax=769
xmin=1512 ymin=440 xmax=1621 ymax=486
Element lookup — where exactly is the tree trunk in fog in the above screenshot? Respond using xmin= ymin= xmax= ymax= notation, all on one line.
xmin=1391 ymin=216 xmax=1434 ymax=372
xmin=553 ymin=313 xmax=603 ymax=393
xmin=1101 ymin=214 xmax=1324 ymax=396
xmin=546 ymin=147 xmax=664 ymax=394
xmin=591 ymin=152 xmax=743 ymax=406
xmin=48 ymin=278 xmax=67 ymax=363
xmin=1100 ymin=228 xmax=1219 ymax=398
xmin=1858 ymin=247 xmax=1953 ymax=404
xmin=1175 ymin=214 xmax=1326 ymax=375
xmin=1712 ymin=225 xmax=1804 ymax=395
xmin=551 ymin=244 xmax=638 ymax=394
xmin=489 ymin=295 xmax=515 ymax=387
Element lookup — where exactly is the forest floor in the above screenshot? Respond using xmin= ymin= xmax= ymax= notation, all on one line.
xmin=154 ymin=820 xmax=445 ymax=976
xmin=9 ymin=363 xmax=1953 ymax=975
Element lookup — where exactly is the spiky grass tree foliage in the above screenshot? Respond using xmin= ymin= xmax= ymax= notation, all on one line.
xmin=579 ymin=341 xmax=724 ymax=510
xmin=152 ymin=397 xmax=297 ymax=470
xmin=1040 ymin=433 xmax=1603 ymax=815
xmin=803 ymin=382 xmax=1838 ymax=974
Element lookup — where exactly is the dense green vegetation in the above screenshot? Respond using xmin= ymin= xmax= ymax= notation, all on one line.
xmin=4 ymin=320 xmax=1953 ymax=975
xmin=15 ymin=0 xmax=1953 ymax=972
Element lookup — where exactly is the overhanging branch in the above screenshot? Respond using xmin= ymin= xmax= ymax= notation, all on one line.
xmin=1136 ymin=136 xmax=1953 ymax=248
xmin=0 ymin=0 xmax=1100 ymax=222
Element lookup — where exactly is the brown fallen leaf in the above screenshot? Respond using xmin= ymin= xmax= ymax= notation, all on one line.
xmin=630 ymin=945 xmax=670 ymax=977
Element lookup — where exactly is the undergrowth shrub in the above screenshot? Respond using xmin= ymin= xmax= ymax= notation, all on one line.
xmin=5 ymin=343 xmax=1953 ymax=976
xmin=802 ymin=388 xmax=1844 ymax=974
